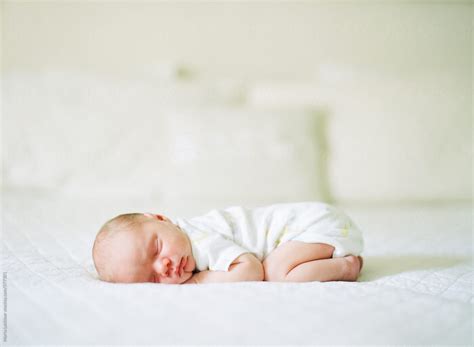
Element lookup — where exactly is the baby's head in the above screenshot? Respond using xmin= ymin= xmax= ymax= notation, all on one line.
xmin=92 ymin=213 xmax=196 ymax=284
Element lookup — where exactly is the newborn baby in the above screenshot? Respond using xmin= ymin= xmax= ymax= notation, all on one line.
xmin=92 ymin=201 xmax=364 ymax=284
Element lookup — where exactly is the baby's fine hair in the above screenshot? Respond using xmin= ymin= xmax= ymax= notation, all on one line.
xmin=92 ymin=213 xmax=147 ymax=281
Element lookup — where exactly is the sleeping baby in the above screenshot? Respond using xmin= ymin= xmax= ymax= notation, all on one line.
xmin=92 ymin=201 xmax=364 ymax=284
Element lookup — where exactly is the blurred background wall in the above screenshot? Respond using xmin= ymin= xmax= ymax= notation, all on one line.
xmin=2 ymin=1 xmax=472 ymax=215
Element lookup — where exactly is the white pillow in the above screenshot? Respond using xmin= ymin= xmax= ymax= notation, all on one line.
xmin=159 ymin=107 xmax=330 ymax=208
xmin=2 ymin=70 xmax=242 ymax=195
xmin=320 ymin=68 xmax=471 ymax=203
xmin=248 ymin=82 xmax=320 ymax=109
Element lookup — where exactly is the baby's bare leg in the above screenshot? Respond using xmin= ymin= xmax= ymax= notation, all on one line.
xmin=263 ymin=240 xmax=362 ymax=282
xmin=284 ymin=256 xmax=361 ymax=282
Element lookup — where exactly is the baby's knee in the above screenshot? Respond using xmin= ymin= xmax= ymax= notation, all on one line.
xmin=251 ymin=261 xmax=265 ymax=281
xmin=241 ymin=254 xmax=265 ymax=281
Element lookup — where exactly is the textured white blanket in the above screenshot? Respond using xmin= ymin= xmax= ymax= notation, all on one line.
xmin=2 ymin=192 xmax=472 ymax=344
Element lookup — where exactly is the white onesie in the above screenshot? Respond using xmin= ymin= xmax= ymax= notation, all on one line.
xmin=173 ymin=201 xmax=364 ymax=272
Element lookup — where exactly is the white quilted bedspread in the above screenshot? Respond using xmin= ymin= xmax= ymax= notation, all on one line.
xmin=2 ymin=191 xmax=472 ymax=345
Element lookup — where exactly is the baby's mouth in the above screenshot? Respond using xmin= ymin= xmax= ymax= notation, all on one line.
xmin=176 ymin=256 xmax=187 ymax=277
xmin=182 ymin=256 xmax=188 ymax=274
xmin=173 ymin=257 xmax=182 ymax=277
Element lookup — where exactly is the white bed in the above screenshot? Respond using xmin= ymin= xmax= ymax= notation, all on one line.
xmin=3 ymin=2 xmax=472 ymax=344
xmin=2 ymin=191 xmax=472 ymax=345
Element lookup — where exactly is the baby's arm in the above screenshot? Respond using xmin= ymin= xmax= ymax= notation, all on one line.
xmin=183 ymin=253 xmax=264 ymax=284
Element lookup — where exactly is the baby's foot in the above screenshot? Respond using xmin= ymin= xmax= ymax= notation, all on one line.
xmin=343 ymin=255 xmax=363 ymax=281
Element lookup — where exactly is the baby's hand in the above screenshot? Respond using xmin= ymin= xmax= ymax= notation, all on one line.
xmin=182 ymin=274 xmax=199 ymax=284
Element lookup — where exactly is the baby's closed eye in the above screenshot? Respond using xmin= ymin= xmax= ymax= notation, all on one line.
xmin=155 ymin=239 xmax=161 ymax=256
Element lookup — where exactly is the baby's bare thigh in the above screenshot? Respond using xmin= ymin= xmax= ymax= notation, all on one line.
xmin=263 ymin=241 xmax=334 ymax=278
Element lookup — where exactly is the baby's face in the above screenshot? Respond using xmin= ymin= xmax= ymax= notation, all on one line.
xmin=109 ymin=214 xmax=196 ymax=284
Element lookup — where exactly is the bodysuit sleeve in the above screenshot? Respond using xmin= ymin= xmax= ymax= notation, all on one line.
xmin=188 ymin=230 xmax=250 ymax=272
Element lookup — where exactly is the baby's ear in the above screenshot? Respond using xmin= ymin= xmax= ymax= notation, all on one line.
xmin=156 ymin=214 xmax=171 ymax=222
xmin=143 ymin=213 xmax=170 ymax=222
